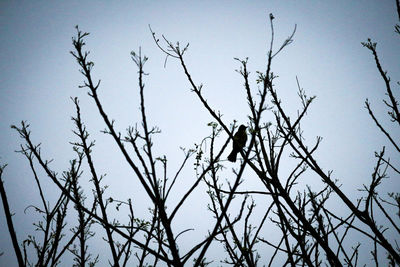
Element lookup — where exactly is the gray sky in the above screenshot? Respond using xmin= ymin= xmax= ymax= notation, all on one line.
xmin=0 ymin=1 xmax=399 ymax=266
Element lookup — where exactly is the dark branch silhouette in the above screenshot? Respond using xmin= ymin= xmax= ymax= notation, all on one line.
xmin=0 ymin=5 xmax=399 ymax=266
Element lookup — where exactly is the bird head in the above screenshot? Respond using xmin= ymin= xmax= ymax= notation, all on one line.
xmin=238 ymin=125 xmax=247 ymax=131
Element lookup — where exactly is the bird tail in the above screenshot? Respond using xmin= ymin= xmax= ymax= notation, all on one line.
xmin=227 ymin=151 xmax=237 ymax=162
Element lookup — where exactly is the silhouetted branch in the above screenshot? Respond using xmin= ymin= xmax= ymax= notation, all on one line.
xmin=0 ymin=165 xmax=25 ymax=267
xmin=3 ymin=6 xmax=399 ymax=265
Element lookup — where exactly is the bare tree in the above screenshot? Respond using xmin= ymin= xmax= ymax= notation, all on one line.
xmin=1 ymin=4 xmax=399 ymax=267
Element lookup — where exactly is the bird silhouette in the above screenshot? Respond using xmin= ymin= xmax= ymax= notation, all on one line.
xmin=227 ymin=125 xmax=247 ymax=162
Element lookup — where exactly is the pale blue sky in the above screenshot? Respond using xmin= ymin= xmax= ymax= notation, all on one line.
xmin=0 ymin=1 xmax=399 ymax=265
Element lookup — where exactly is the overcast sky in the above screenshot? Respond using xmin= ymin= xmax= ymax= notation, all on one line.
xmin=0 ymin=1 xmax=399 ymax=266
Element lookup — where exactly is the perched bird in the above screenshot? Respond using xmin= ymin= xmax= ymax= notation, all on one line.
xmin=228 ymin=125 xmax=248 ymax=162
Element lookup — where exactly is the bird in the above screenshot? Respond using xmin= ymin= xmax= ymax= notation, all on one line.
xmin=227 ymin=125 xmax=248 ymax=162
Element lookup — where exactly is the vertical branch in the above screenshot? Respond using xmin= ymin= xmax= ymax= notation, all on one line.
xmin=68 ymin=150 xmax=98 ymax=267
xmin=131 ymin=50 xmax=182 ymax=266
xmin=72 ymin=97 xmax=120 ymax=266
xmin=131 ymin=49 xmax=159 ymax=190
xmin=361 ymin=39 xmax=400 ymax=125
xmin=0 ymin=165 xmax=25 ymax=267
